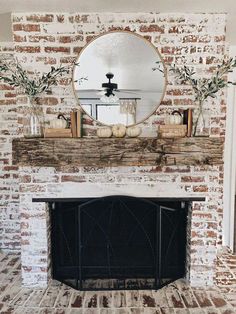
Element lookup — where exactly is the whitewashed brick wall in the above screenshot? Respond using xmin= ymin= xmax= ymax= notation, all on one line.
xmin=0 ymin=43 xmax=21 ymax=251
xmin=0 ymin=12 xmax=227 ymax=287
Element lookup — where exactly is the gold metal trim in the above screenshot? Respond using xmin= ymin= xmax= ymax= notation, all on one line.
xmin=72 ymin=30 xmax=167 ymax=127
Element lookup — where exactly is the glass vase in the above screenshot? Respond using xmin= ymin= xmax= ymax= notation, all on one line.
xmin=23 ymin=98 xmax=44 ymax=138
xmin=193 ymin=101 xmax=209 ymax=137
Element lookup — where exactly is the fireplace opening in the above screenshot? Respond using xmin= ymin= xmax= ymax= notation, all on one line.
xmin=50 ymin=196 xmax=188 ymax=290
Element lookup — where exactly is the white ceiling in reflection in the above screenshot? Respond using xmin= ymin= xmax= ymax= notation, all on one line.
xmin=74 ymin=32 xmax=165 ymax=92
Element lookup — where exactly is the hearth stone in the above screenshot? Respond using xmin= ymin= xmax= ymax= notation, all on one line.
xmin=49 ymin=195 xmax=189 ymax=291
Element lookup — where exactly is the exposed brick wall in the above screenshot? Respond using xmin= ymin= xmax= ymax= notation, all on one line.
xmin=0 ymin=12 xmax=227 ymax=287
xmin=0 ymin=43 xmax=21 ymax=251
xmin=11 ymin=12 xmax=227 ymax=137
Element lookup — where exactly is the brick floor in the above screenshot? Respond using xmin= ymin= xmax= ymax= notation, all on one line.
xmin=0 ymin=249 xmax=235 ymax=313
xmin=215 ymin=247 xmax=236 ymax=309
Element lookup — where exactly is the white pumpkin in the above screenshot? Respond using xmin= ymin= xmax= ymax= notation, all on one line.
xmin=97 ymin=127 xmax=112 ymax=138
xmin=112 ymin=124 xmax=126 ymax=138
xmin=50 ymin=117 xmax=67 ymax=129
xmin=126 ymin=126 xmax=142 ymax=137
xmin=166 ymin=110 xmax=183 ymax=125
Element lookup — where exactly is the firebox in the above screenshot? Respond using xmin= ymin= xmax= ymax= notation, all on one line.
xmin=49 ymin=196 xmax=189 ymax=290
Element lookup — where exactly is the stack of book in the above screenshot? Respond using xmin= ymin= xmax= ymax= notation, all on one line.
xmin=158 ymin=108 xmax=193 ymax=138
xmin=158 ymin=125 xmax=187 ymax=138
xmin=44 ymin=128 xmax=72 ymax=138
xmin=70 ymin=110 xmax=82 ymax=138
xmin=44 ymin=110 xmax=82 ymax=138
xmin=183 ymin=108 xmax=193 ymax=137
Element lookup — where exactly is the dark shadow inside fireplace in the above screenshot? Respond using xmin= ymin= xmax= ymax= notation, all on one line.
xmin=50 ymin=196 xmax=188 ymax=290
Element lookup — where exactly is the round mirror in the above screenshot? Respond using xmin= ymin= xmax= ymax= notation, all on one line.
xmin=73 ymin=31 xmax=166 ymax=126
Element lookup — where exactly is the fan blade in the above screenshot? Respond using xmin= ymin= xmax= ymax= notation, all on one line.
xmin=77 ymin=89 xmax=105 ymax=92
xmin=96 ymin=90 xmax=106 ymax=96
xmin=115 ymin=90 xmax=142 ymax=95
xmin=115 ymin=89 xmax=141 ymax=92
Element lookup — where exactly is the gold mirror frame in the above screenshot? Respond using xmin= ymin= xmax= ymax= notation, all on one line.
xmin=72 ymin=30 xmax=167 ymax=127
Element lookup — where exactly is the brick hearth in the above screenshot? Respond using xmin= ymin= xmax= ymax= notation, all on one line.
xmin=0 ymin=249 xmax=235 ymax=313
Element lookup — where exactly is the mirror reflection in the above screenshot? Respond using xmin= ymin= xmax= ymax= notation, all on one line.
xmin=73 ymin=31 xmax=166 ymax=126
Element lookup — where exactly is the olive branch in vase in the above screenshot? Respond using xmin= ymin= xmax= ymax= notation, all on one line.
xmin=168 ymin=58 xmax=236 ymax=135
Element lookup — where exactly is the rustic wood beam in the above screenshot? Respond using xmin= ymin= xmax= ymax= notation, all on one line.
xmin=12 ymin=137 xmax=224 ymax=168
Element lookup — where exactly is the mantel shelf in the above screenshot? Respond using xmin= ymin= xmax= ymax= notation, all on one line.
xmin=12 ymin=137 xmax=224 ymax=168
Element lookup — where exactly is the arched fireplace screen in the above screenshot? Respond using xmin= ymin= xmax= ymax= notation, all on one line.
xmin=50 ymin=196 xmax=188 ymax=290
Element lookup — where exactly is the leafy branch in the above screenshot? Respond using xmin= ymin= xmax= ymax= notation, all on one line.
xmin=168 ymin=58 xmax=236 ymax=135
xmin=0 ymin=58 xmax=87 ymax=99
xmin=169 ymin=58 xmax=236 ymax=103
xmin=152 ymin=60 xmax=165 ymax=74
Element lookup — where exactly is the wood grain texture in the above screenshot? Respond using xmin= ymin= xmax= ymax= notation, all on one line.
xmin=12 ymin=137 xmax=224 ymax=167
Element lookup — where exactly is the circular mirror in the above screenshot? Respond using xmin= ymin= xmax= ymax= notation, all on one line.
xmin=73 ymin=31 xmax=166 ymax=126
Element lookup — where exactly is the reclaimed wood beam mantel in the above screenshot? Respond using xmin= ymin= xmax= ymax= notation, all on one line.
xmin=12 ymin=137 xmax=224 ymax=168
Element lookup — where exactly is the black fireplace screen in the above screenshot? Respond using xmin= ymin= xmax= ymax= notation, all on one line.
xmin=50 ymin=196 xmax=188 ymax=290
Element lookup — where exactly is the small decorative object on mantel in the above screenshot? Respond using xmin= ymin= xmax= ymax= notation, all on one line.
xmin=169 ymin=58 xmax=236 ymax=136
xmin=112 ymin=124 xmax=126 ymax=138
xmin=126 ymin=126 xmax=142 ymax=137
xmin=0 ymin=57 xmax=80 ymax=138
xmin=97 ymin=127 xmax=113 ymax=138
xmin=70 ymin=109 xmax=82 ymax=138
xmin=23 ymin=97 xmax=44 ymax=138
xmin=158 ymin=125 xmax=187 ymax=138
xmin=44 ymin=128 xmax=72 ymax=138
xmin=165 ymin=110 xmax=183 ymax=125
xmin=183 ymin=109 xmax=193 ymax=137
xmin=49 ymin=114 xmax=68 ymax=129
xmin=45 ymin=113 xmax=71 ymax=138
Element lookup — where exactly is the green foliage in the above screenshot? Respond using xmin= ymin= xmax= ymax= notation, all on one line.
xmin=0 ymin=58 xmax=81 ymax=99
xmin=152 ymin=60 xmax=165 ymax=74
xmin=169 ymin=58 xmax=236 ymax=102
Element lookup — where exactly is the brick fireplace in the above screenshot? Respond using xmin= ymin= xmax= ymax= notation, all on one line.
xmin=0 ymin=12 xmax=227 ymax=289
xmin=16 ymin=148 xmax=223 ymax=287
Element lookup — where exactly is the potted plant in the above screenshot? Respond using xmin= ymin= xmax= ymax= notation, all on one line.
xmin=0 ymin=58 xmax=78 ymax=137
xmin=169 ymin=58 xmax=236 ymax=136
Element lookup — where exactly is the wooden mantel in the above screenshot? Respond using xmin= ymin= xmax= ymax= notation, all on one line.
xmin=12 ymin=137 xmax=224 ymax=168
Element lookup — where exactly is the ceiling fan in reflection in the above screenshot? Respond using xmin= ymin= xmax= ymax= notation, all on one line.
xmin=99 ymin=72 xmax=119 ymax=103
xmin=82 ymin=72 xmax=141 ymax=103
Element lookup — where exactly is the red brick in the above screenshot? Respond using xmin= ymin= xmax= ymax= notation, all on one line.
xmin=107 ymin=26 xmax=131 ymax=32
xmin=5 ymin=92 xmax=17 ymax=98
xmin=0 ymin=84 xmax=15 ymax=91
xmin=183 ymin=35 xmax=198 ymax=43
xmin=72 ymin=14 xmax=91 ymax=23
xmin=15 ymin=46 xmax=41 ymax=53
xmin=13 ymin=24 xmax=41 ymax=32
xmin=85 ymin=35 xmax=96 ymax=43
xmin=13 ymin=35 xmax=27 ymax=42
xmin=37 ymin=97 xmax=58 ymax=106
xmin=58 ymin=35 xmax=83 ymax=43
xmin=60 ymin=57 xmax=77 ymax=64
xmin=44 ymin=46 xmax=70 ymax=54
xmin=214 ymin=35 xmax=225 ymax=42
xmin=0 ymin=99 xmax=16 ymax=105
xmin=35 ymin=56 xmax=57 ymax=65
xmin=140 ymin=25 xmax=165 ymax=33
xmin=181 ymin=176 xmax=205 ymax=183
xmin=26 ymin=14 xmax=54 ymax=22
xmin=61 ymin=175 xmax=86 ymax=183
xmin=28 ymin=35 xmax=55 ymax=43
xmin=73 ymin=47 xmax=83 ymax=54
xmin=193 ymin=185 xmax=209 ymax=192
xmin=20 ymin=175 xmax=31 ymax=183
xmin=167 ymin=88 xmax=193 ymax=96
xmin=57 ymin=15 xmax=65 ymax=23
